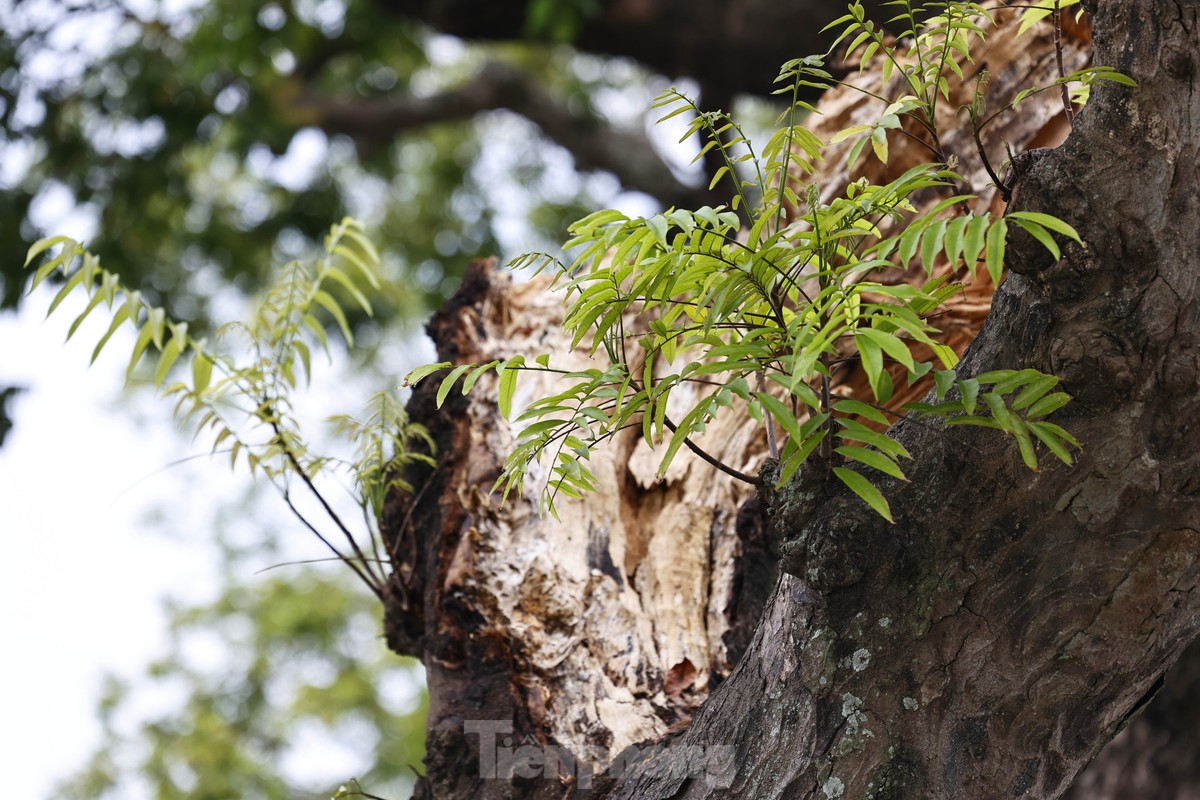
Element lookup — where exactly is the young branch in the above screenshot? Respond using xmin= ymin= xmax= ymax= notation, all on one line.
xmin=270 ymin=417 xmax=386 ymax=595
xmin=280 ymin=490 xmax=383 ymax=600
xmin=663 ymin=414 xmax=764 ymax=486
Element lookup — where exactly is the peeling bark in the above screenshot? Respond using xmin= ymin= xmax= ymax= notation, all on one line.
xmin=384 ymin=2 xmax=1200 ymax=798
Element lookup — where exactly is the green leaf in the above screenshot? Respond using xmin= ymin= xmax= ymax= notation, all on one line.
xmin=777 ymin=427 xmax=828 ymax=485
xmin=944 ymin=214 xmax=968 ymax=266
xmin=871 ymin=125 xmax=889 ymax=163
xmin=294 ymin=339 xmax=313 ymax=385
xmin=984 ymin=392 xmax=1038 ymax=469
xmin=985 ymin=218 xmax=1007 ymax=284
xmin=66 ymin=291 xmax=106 ymax=342
xmin=1028 ymin=421 xmax=1077 ymax=466
xmin=463 ymin=360 xmax=502 ymax=394
xmin=830 ymin=124 xmax=875 ymax=144
xmin=331 ymin=242 xmax=378 ymax=287
xmin=832 ymin=398 xmax=890 ymax=426
xmin=646 ymin=215 xmax=669 ymax=247
xmin=990 ymin=369 xmax=1041 ymax=395
xmin=1007 ymin=211 xmax=1082 ymax=244
xmin=154 ymin=324 xmax=188 ymax=388
xmin=836 ymin=445 xmax=907 ymax=480
xmin=973 ymin=369 xmax=1017 ymax=385
xmin=1010 ymin=217 xmax=1062 ymax=261
xmin=833 ymin=466 xmax=894 ymax=522
xmin=320 ymin=264 xmax=374 ymax=316
xmin=312 ymin=290 xmax=354 ymax=345
xmin=45 ymin=260 xmax=90 ymax=316
xmin=856 ymin=334 xmax=886 ymax=401
xmin=192 ymin=351 xmax=214 ymax=394
xmin=29 ymin=246 xmax=79 ymax=292
xmin=958 ymin=378 xmax=980 ymax=415
xmin=25 ymin=235 xmax=78 ymax=269
xmin=920 ymin=217 xmax=947 ymax=274
xmin=404 ymin=362 xmax=451 ymax=387
xmin=1011 ymin=373 xmax=1060 ymax=411
xmin=499 ymin=356 xmax=525 ymax=420
xmin=836 ymin=419 xmax=910 ymax=458
xmin=963 ymin=214 xmax=989 ymax=270
xmin=756 ymin=391 xmax=806 ymax=443
xmin=860 ymin=326 xmax=915 ymax=373
xmin=340 ymin=224 xmax=382 ymax=265
xmin=1026 ymin=391 xmax=1072 ymax=419
xmin=90 ymin=303 xmax=132 ymax=365
xmin=933 ymin=369 xmax=956 ymax=400
xmin=301 ymin=313 xmax=330 ymax=354
xmin=875 ymin=368 xmax=894 ymax=404
xmin=436 ymin=364 xmax=473 ymax=407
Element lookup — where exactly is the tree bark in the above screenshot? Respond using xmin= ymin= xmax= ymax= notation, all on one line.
xmin=1065 ymin=636 xmax=1200 ymax=800
xmin=384 ymin=1 xmax=1200 ymax=797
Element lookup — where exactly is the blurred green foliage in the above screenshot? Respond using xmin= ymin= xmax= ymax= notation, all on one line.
xmin=522 ymin=0 xmax=601 ymax=42
xmin=58 ymin=547 xmax=426 ymax=800
xmin=0 ymin=0 xmax=634 ymax=330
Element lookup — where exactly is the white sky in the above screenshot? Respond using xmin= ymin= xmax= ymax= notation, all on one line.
xmin=0 ymin=278 xmax=437 ymax=798
xmin=0 ymin=290 xmax=225 ymax=797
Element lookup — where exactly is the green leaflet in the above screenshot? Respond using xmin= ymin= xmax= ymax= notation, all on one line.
xmin=834 ymin=467 xmax=894 ymax=523
xmin=436 ymin=365 xmax=473 ymax=407
xmin=498 ymin=356 xmax=525 ymax=421
xmin=405 ymin=361 xmax=452 ymax=388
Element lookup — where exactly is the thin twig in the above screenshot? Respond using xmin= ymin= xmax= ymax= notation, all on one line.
xmin=758 ymin=370 xmax=779 ymax=459
xmin=363 ymin=501 xmax=385 ymax=579
xmin=271 ymin=417 xmax=385 ymax=593
xmin=818 ymin=356 xmax=834 ymax=462
xmin=391 ymin=470 xmax=437 ymax=589
xmin=972 ymin=119 xmax=1010 ymax=202
xmin=254 ymin=555 xmax=389 ymax=575
xmin=1053 ymin=0 xmax=1075 ymax=125
xmin=281 ymin=491 xmax=383 ymax=600
xmin=662 ymin=415 xmax=763 ymax=486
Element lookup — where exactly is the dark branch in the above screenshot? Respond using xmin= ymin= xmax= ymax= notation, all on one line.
xmin=300 ymin=60 xmax=707 ymax=208
xmin=377 ymin=0 xmax=892 ymax=99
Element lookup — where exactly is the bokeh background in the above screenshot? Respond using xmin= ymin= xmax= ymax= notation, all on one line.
xmin=0 ymin=0 xmax=809 ymax=796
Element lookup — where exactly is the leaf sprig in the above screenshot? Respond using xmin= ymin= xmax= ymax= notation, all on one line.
xmin=27 ymin=218 xmax=433 ymax=598
xmin=406 ymin=1 xmax=1115 ymax=520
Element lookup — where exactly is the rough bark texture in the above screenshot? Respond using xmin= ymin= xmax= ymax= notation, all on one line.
xmin=383 ymin=2 xmax=1200 ymax=797
xmin=1065 ymin=637 xmax=1200 ymax=800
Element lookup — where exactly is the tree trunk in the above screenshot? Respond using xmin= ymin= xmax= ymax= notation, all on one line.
xmin=1065 ymin=636 xmax=1200 ymax=800
xmin=383 ymin=1 xmax=1200 ymax=797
